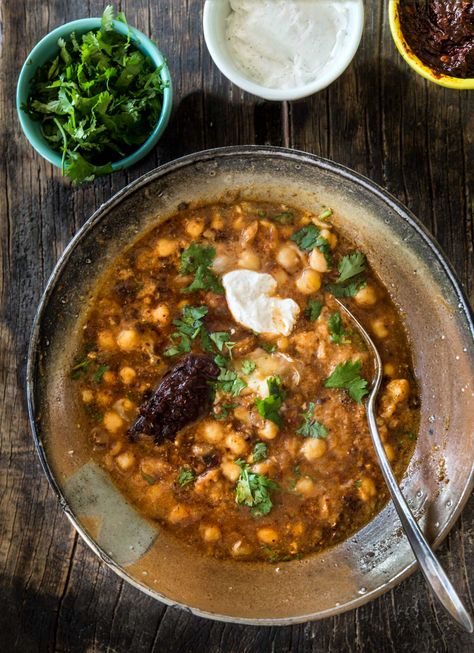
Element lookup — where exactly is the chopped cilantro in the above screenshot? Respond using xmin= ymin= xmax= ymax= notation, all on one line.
xmin=293 ymin=465 xmax=302 ymax=477
xmin=180 ymin=243 xmax=223 ymax=294
xmin=92 ymin=364 xmax=109 ymax=384
xmin=71 ymin=358 xmax=92 ymax=379
xmin=210 ymin=331 xmax=235 ymax=356
xmin=270 ymin=211 xmax=294 ymax=224
xmin=324 ymin=360 xmax=369 ymax=403
xmin=164 ymin=305 xmax=208 ymax=357
xmin=213 ymin=353 xmax=229 ymax=369
xmin=290 ymin=224 xmax=333 ymax=266
xmin=354 ymin=479 xmax=362 ymax=488
xmin=177 ymin=468 xmax=195 ymax=487
xmin=216 ymin=369 xmax=247 ymax=396
xmin=319 ymin=208 xmax=333 ymax=220
xmin=305 ymin=298 xmax=323 ymax=321
xmin=325 ymin=278 xmax=367 ymax=298
xmin=235 ymin=459 xmax=278 ymax=517
xmin=252 ymin=441 xmax=268 ymax=462
xmin=260 ymin=342 xmax=277 ymax=353
xmin=328 ymin=312 xmax=351 ymax=345
xmin=336 ymin=252 xmax=367 ymax=284
xmin=211 ymin=403 xmax=237 ymax=420
xmin=141 ymin=472 xmax=156 ymax=485
xmin=255 ymin=376 xmax=285 ymax=426
xmin=296 ymin=402 xmax=328 ymax=438
xmin=22 ymin=7 xmax=168 ymax=183
xmin=241 ymin=359 xmax=256 ymax=375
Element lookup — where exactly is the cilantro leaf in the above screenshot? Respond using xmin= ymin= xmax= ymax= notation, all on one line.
xmin=216 ymin=369 xmax=247 ymax=396
xmin=92 ymin=364 xmax=109 ymax=384
xmin=71 ymin=357 xmax=92 ymax=379
xmin=210 ymin=331 xmax=235 ymax=356
xmin=296 ymin=402 xmax=328 ymax=439
xmin=255 ymin=376 xmax=285 ymax=426
xmin=252 ymin=441 xmax=268 ymax=462
xmin=336 ymin=252 xmax=366 ymax=284
xmin=305 ymin=298 xmax=323 ymax=321
xmin=241 ymin=359 xmax=256 ymax=375
xmin=260 ymin=342 xmax=277 ymax=353
xmin=235 ymin=459 xmax=278 ymax=517
xmin=164 ymin=305 xmax=208 ymax=357
xmin=177 ymin=468 xmax=195 ymax=487
xmin=325 ymin=278 xmax=367 ymax=298
xmin=22 ymin=7 xmax=167 ymax=183
xmin=180 ymin=243 xmax=223 ymax=294
xmin=328 ymin=312 xmax=351 ymax=345
xmin=324 ymin=360 xmax=369 ymax=403
xmin=211 ymin=403 xmax=237 ymax=420
xmin=290 ymin=224 xmax=333 ymax=265
xmin=270 ymin=211 xmax=294 ymax=224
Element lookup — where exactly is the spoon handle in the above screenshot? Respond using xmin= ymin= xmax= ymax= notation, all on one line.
xmin=366 ymin=398 xmax=474 ymax=633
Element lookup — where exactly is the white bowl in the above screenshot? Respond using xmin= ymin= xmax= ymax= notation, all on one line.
xmin=203 ymin=0 xmax=364 ymax=101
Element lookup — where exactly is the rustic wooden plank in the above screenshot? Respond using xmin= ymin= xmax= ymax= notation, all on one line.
xmin=1 ymin=0 xmax=473 ymax=652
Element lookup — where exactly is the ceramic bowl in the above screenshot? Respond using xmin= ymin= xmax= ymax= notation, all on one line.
xmin=389 ymin=0 xmax=474 ymax=90
xmin=203 ymin=0 xmax=364 ymax=101
xmin=27 ymin=147 xmax=474 ymax=624
xmin=16 ymin=18 xmax=173 ymax=173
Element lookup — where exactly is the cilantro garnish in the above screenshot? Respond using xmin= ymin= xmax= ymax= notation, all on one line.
xmin=141 ymin=472 xmax=156 ymax=486
xmin=354 ymin=479 xmax=362 ymax=488
xmin=325 ymin=278 xmax=367 ymax=298
xmin=216 ymin=369 xmax=247 ymax=396
xmin=71 ymin=358 xmax=92 ymax=379
xmin=336 ymin=252 xmax=367 ymax=284
xmin=328 ymin=312 xmax=351 ymax=345
xmin=92 ymin=364 xmax=109 ymax=384
xmin=210 ymin=331 xmax=235 ymax=356
xmin=255 ymin=376 xmax=285 ymax=426
xmin=324 ymin=360 xmax=369 ymax=403
xmin=296 ymin=402 xmax=328 ymax=439
xmin=260 ymin=342 xmax=277 ymax=353
xmin=22 ymin=7 xmax=167 ymax=183
xmin=241 ymin=360 xmax=256 ymax=375
xmin=319 ymin=208 xmax=333 ymax=220
xmin=252 ymin=441 xmax=268 ymax=462
xmin=211 ymin=403 xmax=237 ymax=420
xmin=164 ymin=305 xmax=208 ymax=357
xmin=270 ymin=211 xmax=294 ymax=224
xmin=305 ymin=298 xmax=323 ymax=321
xmin=177 ymin=468 xmax=195 ymax=487
xmin=235 ymin=459 xmax=278 ymax=517
xmin=180 ymin=243 xmax=223 ymax=295
xmin=290 ymin=224 xmax=333 ymax=265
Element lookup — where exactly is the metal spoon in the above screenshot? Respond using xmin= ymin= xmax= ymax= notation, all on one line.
xmin=335 ymin=298 xmax=474 ymax=633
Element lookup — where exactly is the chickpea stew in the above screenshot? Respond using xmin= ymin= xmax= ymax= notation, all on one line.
xmin=72 ymin=200 xmax=420 ymax=563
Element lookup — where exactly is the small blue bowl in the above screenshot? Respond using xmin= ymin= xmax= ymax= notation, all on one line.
xmin=16 ymin=18 xmax=173 ymax=175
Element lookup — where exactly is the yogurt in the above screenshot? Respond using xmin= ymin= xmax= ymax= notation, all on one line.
xmin=225 ymin=0 xmax=354 ymax=90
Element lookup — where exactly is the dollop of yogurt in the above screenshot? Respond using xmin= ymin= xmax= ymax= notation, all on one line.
xmin=222 ymin=269 xmax=300 ymax=336
xmin=225 ymin=0 xmax=353 ymax=89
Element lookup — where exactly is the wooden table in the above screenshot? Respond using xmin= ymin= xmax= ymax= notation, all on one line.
xmin=1 ymin=2 xmax=472 ymax=651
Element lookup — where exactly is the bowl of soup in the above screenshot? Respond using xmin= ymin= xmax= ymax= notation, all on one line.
xmin=27 ymin=146 xmax=474 ymax=624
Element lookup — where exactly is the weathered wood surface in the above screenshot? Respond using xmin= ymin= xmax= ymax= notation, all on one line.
xmin=1 ymin=1 xmax=473 ymax=651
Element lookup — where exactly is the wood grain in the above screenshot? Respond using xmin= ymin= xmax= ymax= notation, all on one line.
xmin=0 ymin=1 xmax=472 ymax=651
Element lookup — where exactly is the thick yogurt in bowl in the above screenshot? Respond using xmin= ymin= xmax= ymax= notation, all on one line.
xmin=203 ymin=0 xmax=364 ymax=100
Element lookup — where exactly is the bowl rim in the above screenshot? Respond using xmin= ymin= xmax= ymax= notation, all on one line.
xmin=26 ymin=145 xmax=474 ymax=626
xmin=16 ymin=17 xmax=173 ymax=172
xmin=203 ymin=0 xmax=364 ymax=101
xmin=388 ymin=0 xmax=474 ymax=90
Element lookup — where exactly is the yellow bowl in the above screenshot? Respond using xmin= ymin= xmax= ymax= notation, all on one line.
xmin=388 ymin=0 xmax=474 ymax=90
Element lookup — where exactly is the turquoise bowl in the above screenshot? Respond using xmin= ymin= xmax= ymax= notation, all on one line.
xmin=16 ymin=18 xmax=173 ymax=174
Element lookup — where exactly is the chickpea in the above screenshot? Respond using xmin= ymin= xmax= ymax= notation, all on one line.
xmin=371 ymin=319 xmax=389 ymax=339
xmin=296 ymin=268 xmax=322 ymax=294
xmin=116 ymin=328 xmax=140 ymax=352
xmin=81 ymin=389 xmax=94 ymax=404
xmin=273 ymin=267 xmax=289 ymax=286
xmin=252 ymin=460 xmax=274 ymax=476
xmin=201 ymin=525 xmax=221 ymax=542
xmin=240 ymin=221 xmax=258 ymax=246
xmin=211 ymin=213 xmax=224 ymax=230
xmin=320 ymin=228 xmax=337 ymax=250
xmin=155 ymin=238 xmax=177 ymax=258
xmin=96 ymin=390 xmax=113 ymax=408
xmin=119 ymin=366 xmax=136 ymax=385
xmin=233 ymin=406 xmax=251 ymax=425
xmin=185 ymin=218 xmax=205 ymax=238
xmin=354 ymin=284 xmax=377 ymax=307
xmin=358 ymin=477 xmax=377 ymax=502
xmin=386 ymin=379 xmax=410 ymax=403
xmin=295 ymin=477 xmax=316 ymax=497
xmin=301 ymin=437 xmax=327 ymax=461
xmin=225 ymin=432 xmax=248 ymax=456
xmin=308 ymin=247 xmax=329 ymax=273
xmin=212 ymin=254 xmax=233 ymax=274
xmin=151 ymin=303 xmax=170 ymax=325
xmin=383 ymin=363 xmax=396 ymax=378
xmin=168 ymin=504 xmax=190 ymax=524
xmin=277 ymin=336 xmax=289 ymax=351
xmin=115 ymin=451 xmax=136 ymax=472
xmin=200 ymin=420 xmax=224 ymax=444
xmin=257 ymin=528 xmax=279 ymax=545
xmin=103 ymin=411 xmax=124 ymax=434
xmin=109 ymin=440 xmax=123 ymax=456
xmin=102 ymin=370 xmax=116 ymax=385
xmin=259 ymin=420 xmax=279 ymax=441
xmin=384 ymin=443 xmax=395 ymax=462
xmin=231 ymin=539 xmax=253 ymax=558
xmin=238 ymin=249 xmax=261 ymax=271
xmin=97 ymin=330 xmax=116 ymax=352
xmin=221 ymin=460 xmax=241 ymax=483
xmin=276 ymin=244 xmax=300 ymax=273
